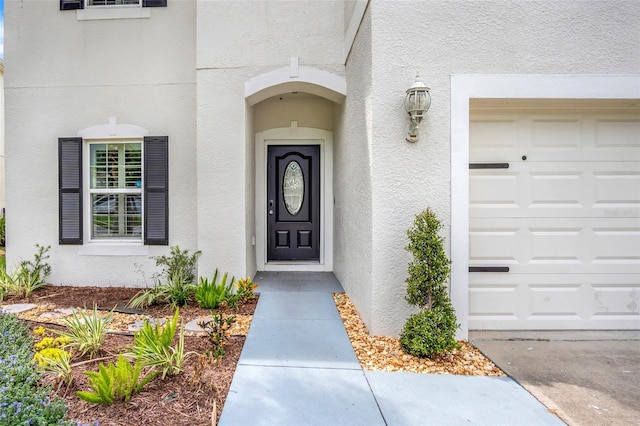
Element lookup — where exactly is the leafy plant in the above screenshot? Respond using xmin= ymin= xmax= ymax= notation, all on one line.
xmin=128 ymin=246 xmax=201 ymax=308
xmin=0 ymin=314 xmax=72 ymax=425
xmin=195 ymin=269 xmax=235 ymax=309
xmin=234 ymin=276 xmax=258 ymax=303
xmin=77 ymin=354 xmax=158 ymax=405
xmin=34 ymin=347 xmax=74 ymax=387
xmin=399 ymin=208 xmax=460 ymax=358
xmin=0 ymin=244 xmax=52 ymax=299
xmin=126 ymin=309 xmax=190 ymax=379
xmin=198 ymin=313 xmax=236 ymax=360
xmin=153 ymin=245 xmax=201 ymax=284
xmin=54 ymin=305 xmax=113 ymax=359
xmin=0 ymin=214 xmax=5 ymax=246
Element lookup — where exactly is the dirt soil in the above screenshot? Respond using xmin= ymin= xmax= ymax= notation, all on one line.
xmin=4 ymin=286 xmax=504 ymax=426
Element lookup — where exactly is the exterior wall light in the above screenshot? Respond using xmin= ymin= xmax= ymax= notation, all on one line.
xmin=404 ymin=73 xmax=431 ymax=142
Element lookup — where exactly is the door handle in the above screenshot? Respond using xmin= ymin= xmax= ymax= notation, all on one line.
xmin=268 ymin=200 xmax=274 ymax=215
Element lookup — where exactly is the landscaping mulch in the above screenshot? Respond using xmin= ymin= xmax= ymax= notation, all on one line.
xmin=4 ymin=285 xmax=504 ymax=426
xmin=8 ymin=285 xmax=257 ymax=426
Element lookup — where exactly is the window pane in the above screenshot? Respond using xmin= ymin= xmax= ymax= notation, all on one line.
xmin=91 ymin=193 xmax=141 ymax=239
xmin=124 ymin=144 xmax=142 ymax=188
xmin=92 ymin=194 xmax=119 ymax=238
xmin=87 ymin=0 xmax=141 ymax=6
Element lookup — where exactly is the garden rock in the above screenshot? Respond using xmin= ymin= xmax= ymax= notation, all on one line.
xmin=0 ymin=303 xmax=38 ymax=314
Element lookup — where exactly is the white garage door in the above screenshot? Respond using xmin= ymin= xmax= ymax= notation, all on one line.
xmin=469 ymin=104 xmax=640 ymax=330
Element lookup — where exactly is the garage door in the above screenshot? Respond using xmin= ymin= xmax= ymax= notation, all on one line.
xmin=469 ymin=104 xmax=640 ymax=330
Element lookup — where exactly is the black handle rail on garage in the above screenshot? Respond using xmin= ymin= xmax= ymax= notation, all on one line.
xmin=469 ymin=266 xmax=510 ymax=273
xmin=469 ymin=163 xmax=510 ymax=169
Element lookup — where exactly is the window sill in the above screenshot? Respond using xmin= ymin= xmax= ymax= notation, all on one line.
xmin=79 ymin=243 xmax=149 ymax=256
xmin=77 ymin=7 xmax=151 ymax=21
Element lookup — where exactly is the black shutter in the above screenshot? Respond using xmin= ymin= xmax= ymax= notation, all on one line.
xmin=142 ymin=0 xmax=167 ymax=7
xmin=144 ymin=136 xmax=169 ymax=245
xmin=59 ymin=138 xmax=83 ymax=244
xmin=60 ymin=0 xmax=83 ymax=10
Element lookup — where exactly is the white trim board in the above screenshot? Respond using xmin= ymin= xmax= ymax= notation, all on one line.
xmin=450 ymin=74 xmax=640 ymax=340
xmin=255 ymin=127 xmax=334 ymax=272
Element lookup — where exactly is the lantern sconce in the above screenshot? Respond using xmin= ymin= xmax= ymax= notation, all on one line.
xmin=404 ymin=73 xmax=431 ymax=143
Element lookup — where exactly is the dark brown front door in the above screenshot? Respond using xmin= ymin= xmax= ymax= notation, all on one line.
xmin=267 ymin=145 xmax=320 ymax=261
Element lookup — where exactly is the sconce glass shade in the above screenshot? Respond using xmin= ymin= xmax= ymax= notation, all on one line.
xmin=405 ymin=74 xmax=431 ymax=142
xmin=405 ymin=79 xmax=431 ymax=124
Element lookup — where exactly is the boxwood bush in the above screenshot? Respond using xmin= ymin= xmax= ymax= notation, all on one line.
xmin=0 ymin=313 xmax=72 ymax=425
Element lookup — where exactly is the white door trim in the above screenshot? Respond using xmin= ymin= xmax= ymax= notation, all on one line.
xmin=255 ymin=126 xmax=334 ymax=271
xmin=451 ymin=74 xmax=640 ymax=339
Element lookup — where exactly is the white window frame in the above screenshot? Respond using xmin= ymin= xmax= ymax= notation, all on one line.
xmin=77 ymin=118 xmax=150 ymax=255
xmin=86 ymin=139 xmax=144 ymax=243
xmin=84 ymin=139 xmax=144 ymax=244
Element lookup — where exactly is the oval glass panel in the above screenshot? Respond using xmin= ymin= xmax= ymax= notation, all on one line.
xmin=283 ymin=161 xmax=304 ymax=215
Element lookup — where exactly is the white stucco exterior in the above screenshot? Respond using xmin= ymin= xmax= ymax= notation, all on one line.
xmin=0 ymin=61 xmax=4 ymax=215
xmin=4 ymin=0 xmax=640 ymax=338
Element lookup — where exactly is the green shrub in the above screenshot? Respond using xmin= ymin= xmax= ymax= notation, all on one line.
xmin=125 ymin=310 xmax=190 ymax=379
xmin=54 ymin=305 xmax=113 ymax=359
xmin=0 ymin=314 xmax=72 ymax=425
xmin=153 ymin=246 xmax=201 ymax=284
xmin=399 ymin=305 xmax=460 ymax=357
xmin=128 ymin=246 xmax=201 ymax=308
xmin=0 ymin=244 xmax=52 ymax=299
xmin=400 ymin=208 xmax=460 ymax=358
xmin=198 ymin=312 xmax=236 ymax=360
xmin=77 ymin=354 xmax=157 ymax=405
xmin=195 ymin=269 xmax=235 ymax=309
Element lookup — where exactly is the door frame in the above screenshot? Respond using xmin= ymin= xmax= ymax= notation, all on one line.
xmin=255 ymin=126 xmax=333 ymax=271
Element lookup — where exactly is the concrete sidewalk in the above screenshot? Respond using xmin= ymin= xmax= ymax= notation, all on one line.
xmin=219 ymin=272 xmax=563 ymax=426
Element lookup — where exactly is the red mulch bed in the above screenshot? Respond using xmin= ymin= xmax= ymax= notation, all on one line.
xmin=10 ymin=285 xmax=257 ymax=426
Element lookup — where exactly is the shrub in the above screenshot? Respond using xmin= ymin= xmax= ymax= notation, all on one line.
xmin=128 ymin=246 xmax=201 ymax=308
xmin=400 ymin=208 xmax=460 ymax=358
xmin=198 ymin=313 xmax=236 ymax=360
xmin=54 ymin=305 xmax=113 ymax=359
xmin=77 ymin=355 xmax=157 ymax=405
xmin=195 ymin=269 xmax=235 ymax=310
xmin=125 ymin=310 xmax=190 ymax=379
xmin=234 ymin=276 xmax=258 ymax=304
xmin=399 ymin=305 xmax=459 ymax=357
xmin=0 ymin=244 xmax=52 ymax=299
xmin=0 ymin=314 xmax=72 ymax=425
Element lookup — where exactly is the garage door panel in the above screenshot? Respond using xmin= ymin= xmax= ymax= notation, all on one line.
xmin=471 ymin=163 xmax=639 ymax=218
xmin=470 ymin=274 xmax=640 ymax=329
xmin=470 ymin=108 xmax=640 ymax=330
xmin=595 ymin=118 xmax=640 ymax=149
xmin=471 ymin=218 xmax=639 ymax=274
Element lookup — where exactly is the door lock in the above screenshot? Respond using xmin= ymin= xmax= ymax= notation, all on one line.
xmin=269 ymin=200 xmax=274 ymax=215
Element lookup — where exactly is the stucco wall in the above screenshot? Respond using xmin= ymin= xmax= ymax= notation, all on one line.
xmin=357 ymin=0 xmax=640 ymax=336
xmin=334 ymin=7 xmax=373 ymax=327
xmin=196 ymin=0 xmax=345 ymax=279
xmin=0 ymin=62 xmax=4 ymax=214
xmin=4 ymin=0 xmax=197 ymax=285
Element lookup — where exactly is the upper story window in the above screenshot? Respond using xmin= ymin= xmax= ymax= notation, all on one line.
xmin=87 ymin=0 xmax=141 ymax=6
xmin=60 ymin=0 xmax=166 ymax=11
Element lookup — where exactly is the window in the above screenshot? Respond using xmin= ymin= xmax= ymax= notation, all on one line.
xmin=59 ymin=136 xmax=168 ymax=246
xmin=60 ymin=0 xmax=166 ymax=10
xmin=87 ymin=0 xmax=141 ymax=6
xmin=89 ymin=142 xmax=142 ymax=240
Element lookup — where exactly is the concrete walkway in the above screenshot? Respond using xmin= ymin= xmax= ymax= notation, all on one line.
xmin=219 ymin=272 xmax=563 ymax=426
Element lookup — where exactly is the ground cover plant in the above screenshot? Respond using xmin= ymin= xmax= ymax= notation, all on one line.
xmin=0 ymin=313 xmax=71 ymax=425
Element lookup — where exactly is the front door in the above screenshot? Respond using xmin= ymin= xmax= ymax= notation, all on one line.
xmin=267 ymin=145 xmax=320 ymax=261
